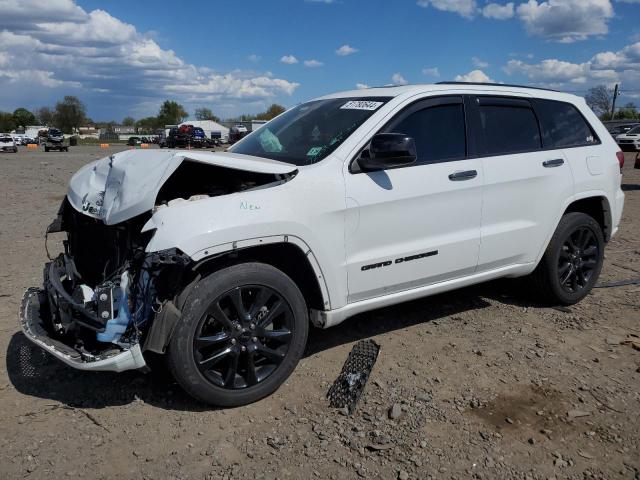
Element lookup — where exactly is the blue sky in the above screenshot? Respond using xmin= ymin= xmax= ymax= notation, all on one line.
xmin=1 ymin=0 xmax=639 ymax=121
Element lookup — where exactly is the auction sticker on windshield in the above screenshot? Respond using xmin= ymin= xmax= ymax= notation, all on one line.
xmin=340 ymin=100 xmax=384 ymax=111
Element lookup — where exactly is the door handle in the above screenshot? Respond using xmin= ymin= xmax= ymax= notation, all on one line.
xmin=543 ymin=158 xmax=564 ymax=168
xmin=448 ymin=170 xmax=478 ymax=181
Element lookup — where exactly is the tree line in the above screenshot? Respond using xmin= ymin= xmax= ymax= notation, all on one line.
xmin=0 ymin=97 xmax=286 ymax=134
xmin=585 ymin=85 xmax=639 ymax=121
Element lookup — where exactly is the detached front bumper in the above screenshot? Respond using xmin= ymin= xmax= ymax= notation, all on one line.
xmin=20 ymin=287 xmax=146 ymax=372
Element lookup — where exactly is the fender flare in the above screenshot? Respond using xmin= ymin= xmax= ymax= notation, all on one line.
xmin=534 ymin=190 xmax=612 ymax=265
xmin=190 ymin=234 xmax=332 ymax=310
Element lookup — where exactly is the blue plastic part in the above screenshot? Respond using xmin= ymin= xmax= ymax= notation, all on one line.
xmin=96 ymin=272 xmax=132 ymax=343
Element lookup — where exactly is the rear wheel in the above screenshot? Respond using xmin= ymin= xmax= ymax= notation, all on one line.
xmin=44 ymin=146 xmax=49 ymax=152
xmin=168 ymin=262 xmax=308 ymax=406
xmin=529 ymin=212 xmax=604 ymax=305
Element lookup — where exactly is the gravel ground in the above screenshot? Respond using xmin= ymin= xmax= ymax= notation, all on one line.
xmin=0 ymin=145 xmax=639 ymax=480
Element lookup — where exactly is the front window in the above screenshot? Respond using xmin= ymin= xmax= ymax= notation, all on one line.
xmin=230 ymin=97 xmax=391 ymax=165
xmin=627 ymin=125 xmax=640 ymax=135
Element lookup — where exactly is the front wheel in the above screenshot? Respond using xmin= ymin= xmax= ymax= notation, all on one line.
xmin=529 ymin=212 xmax=604 ymax=305
xmin=167 ymin=262 xmax=309 ymax=407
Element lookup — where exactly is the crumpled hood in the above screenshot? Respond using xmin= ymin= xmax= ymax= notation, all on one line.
xmin=67 ymin=149 xmax=297 ymax=225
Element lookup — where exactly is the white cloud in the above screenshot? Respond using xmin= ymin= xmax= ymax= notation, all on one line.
xmin=417 ymin=0 xmax=477 ymax=18
xmin=165 ymin=74 xmax=299 ymax=99
xmin=422 ymin=67 xmax=440 ymax=77
xmin=482 ymin=2 xmax=515 ymax=19
xmin=591 ymin=42 xmax=640 ymax=70
xmin=280 ymin=55 xmax=299 ymax=64
xmin=501 ymin=42 xmax=640 ymax=93
xmin=454 ymin=69 xmax=495 ymax=82
xmin=247 ymin=54 xmax=261 ymax=62
xmin=304 ymin=59 xmax=323 ymax=67
xmin=391 ymin=73 xmax=409 ymax=85
xmin=472 ymin=57 xmax=489 ymax=68
xmin=0 ymin=1 xmax=299 ymax=117
xmin=516 ymin=0 xmax=614 ymax=43
xmin=504 ymin=59 xmax=591 ymax=84
xmin=356 ymin=83 xmax=370 ymax=89
xmin=336 ymin=44 xmax=359 ymax=56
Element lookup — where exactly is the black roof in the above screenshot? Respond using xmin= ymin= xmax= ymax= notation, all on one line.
xmin=436 ymin=81 xmax=557 ymax=92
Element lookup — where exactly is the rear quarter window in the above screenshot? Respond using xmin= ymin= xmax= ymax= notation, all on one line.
xmin=534 ymin=99 xmax=599 ymax=148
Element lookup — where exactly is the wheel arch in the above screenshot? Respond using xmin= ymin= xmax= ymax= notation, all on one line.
xmin=190 ymin=239 xmax=330 ymax=312
xmin=563 ymin=195 xmax=612 ymax=242
xmin=533 ymin=192 xmax=612 ymax=268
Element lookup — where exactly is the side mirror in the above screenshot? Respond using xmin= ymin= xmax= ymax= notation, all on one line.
xmin=357 ymin=133 xmax=417 ymax=172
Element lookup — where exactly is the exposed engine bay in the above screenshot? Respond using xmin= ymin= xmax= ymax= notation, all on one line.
xmin=21 ymin=150 xmax=298 ymax=369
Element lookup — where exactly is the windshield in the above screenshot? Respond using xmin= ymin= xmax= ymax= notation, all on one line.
xmin=49 ymin=129 xmax=62 ymax=136
xmin=230 ymin=97 xmax=391 ymax=165
xmin=627 ymin=125 xmax=640 ymax=134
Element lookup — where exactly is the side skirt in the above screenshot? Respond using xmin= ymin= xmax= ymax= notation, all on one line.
xmin=310 ymin=263 xmax=534 ymax=329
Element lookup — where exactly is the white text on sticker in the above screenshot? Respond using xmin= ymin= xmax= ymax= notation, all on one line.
xmin=340 ymin=101 xmax=384 ymax=111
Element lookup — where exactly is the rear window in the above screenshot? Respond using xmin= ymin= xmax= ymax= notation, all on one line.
xmin=479 ymin=104 xmax=541 ymax=156
xmin=535 ymin=99 xmax=599 ymax=148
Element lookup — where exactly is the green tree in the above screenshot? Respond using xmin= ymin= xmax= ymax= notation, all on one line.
xmin=122 ymin=116 xmax=135 ymax=126
xmin=256 ymin=104 xmax=286 ymax=121
xmin=136 ymin=116 xmax=161 ymax=133
xmin=585 ymin=85 xmax=612 ymax=119
xmin=12 ymin=108 xmax=36 ymax=128
xmin=36 ymin=106 xmax=55 ymax=126
xmin=614 ymin=102 xmax=639 ymax=120
xmin=0 ymin=112 xmax=16 ymax=132
xmin=157 ymin=100 xmax=188 ymax=126
xmin=54 ymin=96 xmax=87 ymax=133
xmin=195 ymin=107 xmax=220 ymax=122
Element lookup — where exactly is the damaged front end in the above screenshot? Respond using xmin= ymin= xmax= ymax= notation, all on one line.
xmin=20 ymin=149 xmax=298 ymax=372
xmin=21 ymin=199 xmax=189 ymax=371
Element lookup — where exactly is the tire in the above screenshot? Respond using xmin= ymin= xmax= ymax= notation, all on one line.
xmin=529 ymin=212 xmax=604 ymax=305
xmin=44 ymin=147 xmax=49 ymax=152
xmin=167 ymin=262 xmax=309 ymax=407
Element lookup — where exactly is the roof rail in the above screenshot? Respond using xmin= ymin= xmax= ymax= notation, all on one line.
xmin=436 ymin=81 xmax=558 ymax=92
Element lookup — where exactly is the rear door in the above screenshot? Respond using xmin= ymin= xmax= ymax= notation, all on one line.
xmin=469 ymin=96 xmax=574 ymax=270
xmin=344 ymin=96 xmax=483 ymax=303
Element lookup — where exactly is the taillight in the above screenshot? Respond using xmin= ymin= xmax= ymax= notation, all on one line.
xmin=616 ymin=151 xmax=625 ymax=171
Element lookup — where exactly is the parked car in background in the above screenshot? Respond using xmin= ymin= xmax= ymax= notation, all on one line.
xmin=615 ymin=125 xmax=640 ymax=151
xmin=20 ymin=83 xmax=625 ymax=407
xmin=229 ymin=124 xmax=249 ymax=144
xmin=13 ymin=136 xmax=23 ymax=146
xmin=127 ymin=136 xmax=142 ymax=146
xmin=609 ymin=124 xmax=638 ymax=136
xmin=44 ymin=128 xmax=69 ymax=152
xmin=0 ymin=135 xmax=18 ymax=153
xmin=160 ymin=125 xmax=206 ymax=148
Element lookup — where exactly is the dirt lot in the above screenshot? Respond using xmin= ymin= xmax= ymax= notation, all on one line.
xmin=1 ymin=145 xmax=639 ymax=480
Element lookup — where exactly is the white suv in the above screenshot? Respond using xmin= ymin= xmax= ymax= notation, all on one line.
xmin=21 ymin=83 xmax=625 ymax=406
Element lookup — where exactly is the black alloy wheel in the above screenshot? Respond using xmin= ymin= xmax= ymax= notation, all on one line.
xmin=528 ymin=212 xmax=604 ymax=305
xmin=193 ymin=285 xmax=294 ymax=389
xmin=557 ymin=227 xmax=600 ymax=294
xmin=167 ymin=262 xmax=309 ymax=407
